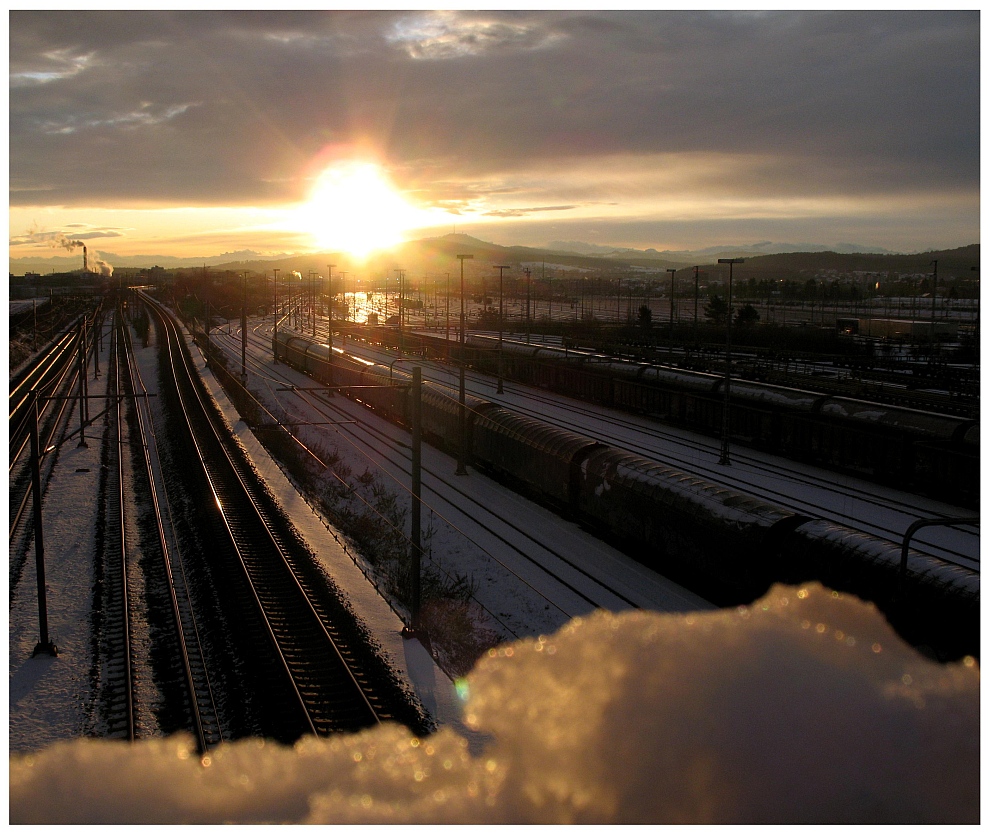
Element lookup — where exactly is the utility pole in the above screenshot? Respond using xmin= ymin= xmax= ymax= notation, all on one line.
xmin=29 ymin=391 xmax=56 ymax=656
xmin=717 ymin=258 xmax=744 ymax=465
xmin=972 ymin=265 xmax=979 ymax=343
xmin=328 ymin=264 xmax=337 ymax=347
xmin=395 ymin=269 xmax=405 ymax=352
xmin=494 ymin=265 xmax=510 ymax=394
xmin=309 ymin=271 xmax=317 ymax=338
xmin=693 ymin=266 xmax=701 ymax=347
xmin=409 ymin=366 xmax=422 ymax=631
xmin=445 ymin=273 xmax=451 ymax=351
xmin=524 ymin=267 xmax=532 ymax=344
xmin=273 ymin=268 xmax=280 ymax=363
xmin=667 ymin=268 xmax=677 ymax=346
xmin=93 ymin=312 xmax=100 ymax=379
xmin=81 ymin=318 xmax=90 ymax=423
xmin=929 ymin=259 xmax=938 ymax=349
xmin=456 ymin=254 xmax=473 ymax=475
xmin=241 ymin=272 xmax=247 ymax=380
xmin=76 ymin=323 xmax=88 ymax=448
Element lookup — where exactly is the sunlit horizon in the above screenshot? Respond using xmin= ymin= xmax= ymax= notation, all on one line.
xmin=9 ymin=12 xmax=978 ymax=266
xmin=287 ymin=161 xmax=453 ymax=260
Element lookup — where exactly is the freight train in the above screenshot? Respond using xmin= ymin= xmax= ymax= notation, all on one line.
xmin=357 ymin=328 xmax=979 ymax=509
xmin=273 ymin=327 xmax=978 ymax=659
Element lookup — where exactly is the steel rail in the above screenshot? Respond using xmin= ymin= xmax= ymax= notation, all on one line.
xmin=116 ymin=315 xmax=136 ymax=740
xmin=120 ymin=309 xmax=216 ymax=753
xmin=153 ymin=300 xmax=381 ymax=736
xmin=236 ymin=325 xmax=641 ymax=613
xmin=9 ymin=329 xmax=82 ymax=472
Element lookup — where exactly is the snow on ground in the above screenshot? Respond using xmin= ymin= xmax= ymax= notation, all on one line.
xmin=171 ymin=315 xmax=468 ymax=731
xmin=9 ymin=583 xmax=979 ymax=824
xmin=227 ymin=320 xmax=711 ymax=625
xmin=9 ymin=336 xmax=111 ymax=753
xmin=9 ymin=298 xmax=49 ymax=316
xmin=9 ymin=310 xmax=980 ymax=823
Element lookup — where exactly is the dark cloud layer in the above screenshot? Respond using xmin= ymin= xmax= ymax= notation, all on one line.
xmin=9 ymin=10 xmax=979 ymax=246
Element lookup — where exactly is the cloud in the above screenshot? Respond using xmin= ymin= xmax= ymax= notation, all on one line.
xmin=37 ymin=102 xmax=198 ymax=135
xmin=9 ymin=225 xmax=128 ymax=247
xmin=484 ymin=205 xmax=579 ymax=218
xmin=10 ymin=48 xmax=95 ymax=87
xmin=387 ymin=11 xmax=566 ymax=60
xmin=7 ymin=11 xmax=979 ymax=253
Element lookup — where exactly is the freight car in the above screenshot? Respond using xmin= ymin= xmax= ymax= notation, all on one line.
xmin=413 ymin=333 xmax=978 ymax=508
xmin=273 ymin=327 xmax=978 ymax=658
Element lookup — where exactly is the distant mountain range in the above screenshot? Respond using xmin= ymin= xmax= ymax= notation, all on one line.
xmin=9 ymin=235 xmax=979 ymax=280
xmin=545 ymin=240 xmax=896 ymax=258
xmin=9 ymin=249 xmax=291 ymax=274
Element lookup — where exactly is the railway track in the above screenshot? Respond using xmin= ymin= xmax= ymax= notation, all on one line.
xmin=214 ymin=323 xmax=665 ymax=623
xmin=10 ymin=325 xmax=80 ymax=460
xmin=94 ymin=313 xmax=136 ymax=739
xmin=9 ymin=324 xmax=94 ymax=599
xmin=116 ymin=309 xmax=223 ymax=752
xmin=148 ymin=298 xmax=401 ymax=740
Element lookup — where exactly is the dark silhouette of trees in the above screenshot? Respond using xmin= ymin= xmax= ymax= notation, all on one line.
xmin=734 ymin=303 xmax=760 ymax=326
xmin=637 ymin=304 xmax=652 ymax=329
xmin=704 ymin=294 xmax=728 ymax=325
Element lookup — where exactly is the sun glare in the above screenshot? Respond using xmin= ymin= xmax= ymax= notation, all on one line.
xmin=296 ymin=162 xmax=426 ymax=258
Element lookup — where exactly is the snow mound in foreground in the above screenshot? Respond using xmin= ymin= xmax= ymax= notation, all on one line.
xmin=9 ymin=583 xmax=979 ymax=824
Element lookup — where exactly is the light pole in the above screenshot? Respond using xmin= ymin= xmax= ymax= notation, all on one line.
xmin=667 ymin=268 xmax=677 ymax=346
xmin=717 ymin=258 xmax=744 ymax=464
xmin=308 ymin=271 xmax=316 ymax=337
xmin=524 ymin=267 xmax=532 ymax=343
xmin=456 ymin=254 xmax=473 ymax=475
xmin=929 ymin=259 xmax=938 ymax=350
xmin=972 ymin=265 xmax=979 ymax=343
xmin=338 ymin=271 xmax=348 ymax=322
xmin=241 ymin=271 xmax=248 ymax=380
xmin=445 ymin=273 xmax=451 ymax=347
xmin=272 ymin=268 xmax=280 ymax=362
xmin=494 ymin=265 xmax=510 ymax=393
xmin=395 ymin=269 xmax=405 ymax=352
xmin=327 ymin=263 xmax=336 ymax=329
xmin=693 ymin=266 xmax=702 ymax=347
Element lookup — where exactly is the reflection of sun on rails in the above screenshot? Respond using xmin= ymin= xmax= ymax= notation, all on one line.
xmin=295 ymin=162 xmax=430 ymax=259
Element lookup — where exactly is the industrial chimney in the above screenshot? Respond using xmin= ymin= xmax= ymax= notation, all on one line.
xmin=83 ymin=245 xmax=88 ymax=272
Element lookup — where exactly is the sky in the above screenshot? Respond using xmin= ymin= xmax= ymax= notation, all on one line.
xmin=8 ymin=10 xmax=981 ymax=263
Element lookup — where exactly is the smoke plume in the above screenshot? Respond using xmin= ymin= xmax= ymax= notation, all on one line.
xmin=50 ymin=232 xmax=85 ymax=252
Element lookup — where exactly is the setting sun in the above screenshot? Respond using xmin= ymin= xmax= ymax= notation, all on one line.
xmin=295 ymin=162 xmax=429 ymax=258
